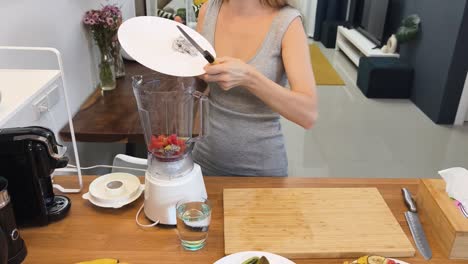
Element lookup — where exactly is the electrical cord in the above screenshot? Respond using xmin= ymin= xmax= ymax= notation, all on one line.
xmin=44 ymin=100 xmax=150 ymax=218
xmin=44 ymin=110 xmax=83 ymax=193
xmin=66 ymin=164 xmax=147 ymax=173
xmin=63 ymin=164 xmax=157 ymax=227
xmin=135 ymin=203 xmax=159 ymax=228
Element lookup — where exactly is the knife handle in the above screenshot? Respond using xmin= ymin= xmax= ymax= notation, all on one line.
xmin=203 ymin=51 xmax=216 ymax=64
xmin=402 ymin=188 xmax=417 ymax=213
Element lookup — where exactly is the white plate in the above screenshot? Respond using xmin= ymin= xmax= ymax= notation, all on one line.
xmin=214 ymin=251 xmax=295 ymax=264
xmin=389 ymin=259 xmax=410 ymax=264
xmin=348 ymin=258 xmax=410 ymax=264
xmin=214 ymin=254 xmax=410 ymax=264
xmin=118 ymin=16 xmax=216 ymax=77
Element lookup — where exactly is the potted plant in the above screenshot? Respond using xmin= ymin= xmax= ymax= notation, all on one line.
xmin=382 ymin=14 xmax=421 ymax=54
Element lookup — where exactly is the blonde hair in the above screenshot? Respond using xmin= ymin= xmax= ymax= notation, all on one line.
xmin=260 ymin=0 xmax=293 ymax=8
xmin=223 ymin=0 xmax=298 ymax=9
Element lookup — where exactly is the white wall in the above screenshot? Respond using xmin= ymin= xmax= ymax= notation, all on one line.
xmin=297 ymin=0 xmax=318 ymax=38
xmin=0 ymin=0 xmax=101 ymax=112
xmin=0 ymin=0 xmax=133 ymax=171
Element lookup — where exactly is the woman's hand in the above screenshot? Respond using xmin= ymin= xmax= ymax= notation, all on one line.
xmin=200 ymin=57 xmax=255 ymax=91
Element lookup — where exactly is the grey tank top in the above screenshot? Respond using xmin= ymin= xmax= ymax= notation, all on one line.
xmin=192 ymin=0 xmax=301 ymax=176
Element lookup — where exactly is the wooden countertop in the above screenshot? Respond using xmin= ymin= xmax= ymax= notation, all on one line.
xmin=19 ymin=176 xmax=468 ymax=264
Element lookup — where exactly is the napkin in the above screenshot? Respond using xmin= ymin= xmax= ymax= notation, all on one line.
xmin=438 ymin=167 xmax=468 ymax=209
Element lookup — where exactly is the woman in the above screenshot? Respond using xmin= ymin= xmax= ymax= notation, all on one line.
xmin=193 ymin=0 xmax=317 ymax=176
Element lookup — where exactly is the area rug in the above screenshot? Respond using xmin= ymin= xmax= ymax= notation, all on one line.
xmin=310 ymin=44 xmax=345 ymax=86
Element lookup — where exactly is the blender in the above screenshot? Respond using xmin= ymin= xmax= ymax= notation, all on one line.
xmin=132 ymin=74 xmax=209 ymax=225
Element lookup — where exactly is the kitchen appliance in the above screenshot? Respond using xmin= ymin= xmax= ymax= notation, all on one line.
xmin=0 ymin=227 xmax=7 ymax=264
xmin=402 ymin=188 xmax=432 ymax=260
xmin=133 ymin=74 xmax=208 ymax=225
xmin=224 ymin=188 xmax=415 ymax=259
xmin=0 ymin=177 xmax=27 ymax=264
xmin=0 ymin=126 xmax=71 ymax=227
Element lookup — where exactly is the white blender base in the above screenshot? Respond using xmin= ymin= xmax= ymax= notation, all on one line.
xmin=144 ymin=164 xmax=207 ymax=225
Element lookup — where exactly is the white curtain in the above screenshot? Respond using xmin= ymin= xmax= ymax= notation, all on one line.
xmin=296 ymin=0 xmax=318 ymax=38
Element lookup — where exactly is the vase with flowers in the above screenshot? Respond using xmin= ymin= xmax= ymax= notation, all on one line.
xmin=112 ymin=39 xmax=126 ymax=78
xmin=83 ymin=5 xmax=123 ymax=91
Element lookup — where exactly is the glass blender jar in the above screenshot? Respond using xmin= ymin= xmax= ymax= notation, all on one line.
xmin=132 ymin=74 xmax=209 ymax=225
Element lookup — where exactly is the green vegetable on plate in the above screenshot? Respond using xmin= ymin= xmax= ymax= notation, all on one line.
xmin=241 ymin=256 xmax=270 ymax=264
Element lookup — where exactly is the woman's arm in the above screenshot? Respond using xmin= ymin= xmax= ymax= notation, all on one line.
xmin=202 ymin=18 xmax=318 ymax=129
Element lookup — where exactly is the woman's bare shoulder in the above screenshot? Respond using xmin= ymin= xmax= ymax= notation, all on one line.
xmin=281 ymin=17 xmax=306 ymax=48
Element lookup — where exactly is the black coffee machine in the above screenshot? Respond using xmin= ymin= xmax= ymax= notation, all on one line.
xmin=0 ymin=127 xmax=71 ymax=227
xmin=0 ymin=177 xmax=27 ymax=264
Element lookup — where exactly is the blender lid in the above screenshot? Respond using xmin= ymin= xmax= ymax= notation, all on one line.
xmin=118 ymin=16 xmax=216 ymax=77
xmin=82 ymin=173 xmax=144 ymax=209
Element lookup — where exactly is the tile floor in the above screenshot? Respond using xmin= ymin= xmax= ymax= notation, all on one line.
xmin=283 ymin=42 xmax=468 ymax=178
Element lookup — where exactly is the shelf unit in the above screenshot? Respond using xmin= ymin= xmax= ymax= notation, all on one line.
xmin=0 ymin=46 xmax=83 ymax=193
xmin=335 ymin=26 xmax=399 ymax=66
xmin=0 ymin=69 xmax=60 ymax=127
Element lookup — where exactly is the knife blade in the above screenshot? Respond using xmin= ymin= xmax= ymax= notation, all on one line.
xmin=176 ymin=25 xmax=216 ymax=64
xmin=402 ymin=188 xmax=432 ymax=260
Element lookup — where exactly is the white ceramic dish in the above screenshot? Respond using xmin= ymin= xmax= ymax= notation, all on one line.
xmin=349 ymin=258 xmax=410 ymax=264
xmin=214 ymin=253 xmax=410 ymax=264
xmin=118 ymin=16 xmax=216 ymax=77
xmin=389 ymin=259 xmax=410 ymax=264
xmin=214 ymin=251 xmax=295 ymax=264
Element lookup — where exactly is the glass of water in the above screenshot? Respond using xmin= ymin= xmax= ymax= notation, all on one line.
xmin=176 ymin=197 xmax=211 ymax=251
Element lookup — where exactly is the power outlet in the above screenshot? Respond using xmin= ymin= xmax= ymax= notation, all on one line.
xmin=47 ymin=84 xmax=60 ymax=108
xmin=31 ymin=84 xmax=60 ymax=121
xmin=32 ymin=94 xmax=48 ymax=121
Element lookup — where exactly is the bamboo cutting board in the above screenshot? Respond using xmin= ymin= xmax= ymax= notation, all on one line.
xmin=223 ymin=188 xmax=415 ymax=259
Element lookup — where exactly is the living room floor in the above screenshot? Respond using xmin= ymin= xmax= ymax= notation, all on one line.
xmin=283 ymin=41 xmax=468 ymax=178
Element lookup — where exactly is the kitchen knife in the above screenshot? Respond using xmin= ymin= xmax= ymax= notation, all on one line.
xmin=176 ymin=25 xmax=216 ymax=64
xmin=402 ymin=188 xmax=432 ymax=260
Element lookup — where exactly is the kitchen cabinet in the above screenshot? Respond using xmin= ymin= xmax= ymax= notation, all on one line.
xmin=0 ymin=69 xmax=62 ymax=129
